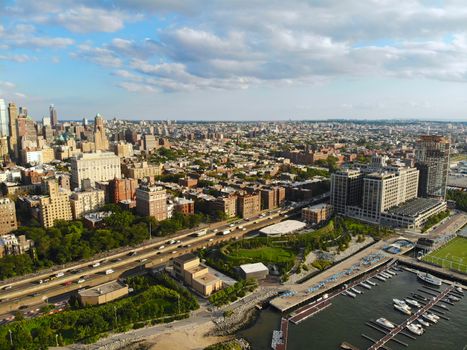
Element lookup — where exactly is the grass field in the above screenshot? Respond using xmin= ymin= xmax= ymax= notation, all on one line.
xmin=227 ymin=246 xmax=295 ymax=264
xmin=423 ymin=237 xmax=467 ymax=273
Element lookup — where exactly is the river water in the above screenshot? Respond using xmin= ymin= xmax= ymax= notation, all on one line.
xmin=239 ymin=270 xmax=467 ymax=350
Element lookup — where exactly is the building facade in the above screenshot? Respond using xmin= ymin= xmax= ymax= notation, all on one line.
xmin=0 ymin=198 xmax=17 ymax=235
xmin=109 ymin=178 xmax=138 ymax=203
xmin=122 ymin=161 xmax=162 ymax=180
xmin=39 ymin=179 xmax=73 ymax=228
xmin=70 ymin=189 xmax=106 ymax=219
xmin=237 ymin=192 xmax=261 ymax=218
xmin=330 ymin=169 xmax=363 ymax=214
xmin=135 ymin=186 xmax=167 ymax=220
xmin=415 ymin=135 xmax=450 ymax=199
xmin=70 ymin=152 xmax=121 ymax=189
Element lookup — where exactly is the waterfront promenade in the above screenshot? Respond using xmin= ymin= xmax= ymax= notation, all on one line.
xmin=270 ymin=240 xmax=392 ymax=312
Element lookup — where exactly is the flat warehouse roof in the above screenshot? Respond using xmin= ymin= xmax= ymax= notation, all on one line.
xmin=240 ymin=262 xmax=269 ymax=274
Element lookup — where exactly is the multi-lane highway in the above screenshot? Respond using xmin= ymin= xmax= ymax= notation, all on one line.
xmin=0 ymin=192 xmax=329 ymax=317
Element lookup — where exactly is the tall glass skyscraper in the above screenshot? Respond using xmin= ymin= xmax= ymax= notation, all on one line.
xmin=0 ymin=99 xmax=9 ymax=137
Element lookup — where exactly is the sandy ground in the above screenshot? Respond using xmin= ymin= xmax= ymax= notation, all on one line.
xmin=147 ymin=320 xmax=230 ymax=350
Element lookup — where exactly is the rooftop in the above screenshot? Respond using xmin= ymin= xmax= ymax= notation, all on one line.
xmin=78 ymin=280 xmax=127 ymax=297
xmin=259 ymin=220 xmax=306 ymax=236
xmin=240 ymin=262 xmax=269 ymax=274
xmin=386 ymin=197 xmax=444 ymax=217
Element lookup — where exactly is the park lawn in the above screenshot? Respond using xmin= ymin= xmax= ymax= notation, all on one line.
xmin=423 ymin=237 xmax=467 ymax=271
xmin=228 ymin=246 xmax=295 ymax=264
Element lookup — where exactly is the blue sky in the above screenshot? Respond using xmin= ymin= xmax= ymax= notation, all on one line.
xmin=1 ymin=0 xmax=467 ymax=121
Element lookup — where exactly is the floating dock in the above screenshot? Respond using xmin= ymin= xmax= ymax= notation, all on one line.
xmin=366 ymin=285 xmax=455 ymax=350
xmin=271 ymin=317 xmax=289 ymax=350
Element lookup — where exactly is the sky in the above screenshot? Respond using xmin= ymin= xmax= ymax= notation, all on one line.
xmin=1 ymin=0 xmax=467 ymax=121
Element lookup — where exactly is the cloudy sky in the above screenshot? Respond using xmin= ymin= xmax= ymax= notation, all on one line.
xmin=1 ymin=0 xmax=467 ymax=121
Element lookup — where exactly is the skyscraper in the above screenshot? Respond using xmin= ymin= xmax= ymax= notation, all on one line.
xmin=415 ymin=135 xmax=450 ymax=199
xmin=0 ymin=99 xmax=9 ymax=137
xmin=49 ymin=104 xmax=58 ymax=128
xmin=93 ymin=114 xmax=109 ymax=151
xmin=8 ymin=102 xmax=18 ymax=157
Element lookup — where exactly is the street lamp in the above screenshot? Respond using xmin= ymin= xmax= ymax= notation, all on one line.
xmin=55 ymin=334 xmax=59 ymax=347
xmin=8 ymin=329 xmax=12 ymax=346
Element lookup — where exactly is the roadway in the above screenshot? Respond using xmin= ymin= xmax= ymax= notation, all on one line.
xmin=0 ymin=192 xmax=329 ymax=319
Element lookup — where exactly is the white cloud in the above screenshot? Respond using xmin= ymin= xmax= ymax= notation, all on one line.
xmin=72 ymin=44 xmax=122 ymax=67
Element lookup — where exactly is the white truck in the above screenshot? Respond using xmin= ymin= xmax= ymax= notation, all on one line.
xmin=222 ymin=229 xmax=231 ymax=235
xmin=105 ymin=269 xmax=114 ymax=275
xmin=194 ymin=229 xmax=207 ymax=237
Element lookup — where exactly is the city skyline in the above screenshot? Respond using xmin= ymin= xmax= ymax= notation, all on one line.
xmin=1 ymin=1 xmax=467 ymax=121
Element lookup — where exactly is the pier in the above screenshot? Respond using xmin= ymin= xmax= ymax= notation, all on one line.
xmin=366 ymin=285 xmax=455 ymax=350
xmin=289 ymin=299 xmax=332 ymax=324
xmin=271 ymin=317 xmax=289 ymax=350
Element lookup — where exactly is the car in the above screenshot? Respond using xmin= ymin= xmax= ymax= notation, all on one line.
xmin=172 ymin=250 xmax=178 ymax=254
xmin=209 ymin=238 xmax=214 ymax=242
xmin=77 ymin=278 xmax=86 ymax=284
xmin=3 ymin=285 xmax=12 ymax=290
xmin=62 ymin=281 xmax=72 ymax=286
xmin=157 ymin=245 xmax=165 ymax=250
xmin=129 ymin=251 xmax=138 ymax=256
xmin=91 ymin=262 xmax=100 ymax=268
xmin=104 ymin=269 xmax=114 ymax=275
xmin=229 ymin=224 xmax=235 ymax=227
xmin=139 ymin=258 xmax=148 ymax=263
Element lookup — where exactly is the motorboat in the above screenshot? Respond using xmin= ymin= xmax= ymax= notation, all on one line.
xmin=422 ymin=313 xmax=438 ymax=323
xmin=360 ymin=282 xmax=372 ymax=290
xmin=376 ymin=317 xmax=395 ymax=329
xmin=346 ymin=290 xmax=357 ymax=298
xmin=406 ymin=323 xmax=424 ymax=336
xmin=375 ymin=275 xmax=386 ymax=282
xmin=386 ymin=270 xmax=396 ymax=276
xmin=428 ymin=312 xmax=440 ymax=320
xmin=455 ymin=286 xmax=464 ymax=294
xmin=366 ymin=280 xmax=377 ymax=286
xmin=394 ymin=303 xmax=411 ymax=315
xmin=405 ymin=298 xmax=421 ymax=308
xmin=393 ymin=298 xmax=409 ymax=308
xmin=418 ymin=318 xmax=430 ymax=327
xmin=448 ymin=295 xmax=460 ymax=302
xmin=351 ymin=287 xmax=363 ymax=294
xmin=417 ymin=272 xmax=442 ymax=286
xmin=381 ymin=272 xmax=392 ymax=279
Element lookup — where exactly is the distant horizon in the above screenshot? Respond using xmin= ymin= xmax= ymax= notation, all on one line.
xmin=2 ymin=1 xmax=467 ymax=121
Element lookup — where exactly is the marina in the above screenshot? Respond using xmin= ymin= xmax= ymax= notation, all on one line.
xmin=243 ymin=265 xmax=466 ymax=350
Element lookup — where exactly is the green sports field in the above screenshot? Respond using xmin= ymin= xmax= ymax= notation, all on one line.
xmin=423 ymin=237 xmax=467 ymax=273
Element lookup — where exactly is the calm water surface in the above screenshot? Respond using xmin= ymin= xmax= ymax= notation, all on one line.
xmin=239 ymin=270 xmax=467 ymax=350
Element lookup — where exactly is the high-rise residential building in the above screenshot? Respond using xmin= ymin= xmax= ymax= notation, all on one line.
xmin=49 ymin=104 xmax=58 ymax=128
xmin=109 ymin=178 xmax=138 ymax=203
xmin=359 ymin=167 xmax=419 ymax=222
xmin=70 ymin=152 xmax=121 ymax=189
xmin=415 ymin=135 xmax=450 ymax=199
xmin=16 ymin=116 xmax=37 ymax=149
xmin=330 ymin=169 xmax=364 ymax=214
xmin=7 ymin=102 xmax=18 ymax=157
xmin=260 ymin=188 xmax=277 ymax=210
xmin=237 ymin=192 xmax=261 ymax=219
xmin=70 ymin=189 xmax=105 ymax=219
xmin=0 ymin=198 xmax=18 ymax=235
xmin=136 ymin=186 xmax=167 ymax=220
xmin=0 ymin=99 xmax=8 ymax=138
xmin=93 ymin=114 xmax=109 ymax=151
xmin=143 ymin=134 xmax=157 ymax=151
xmin=39 ymin=179 xmax=73 ymax=228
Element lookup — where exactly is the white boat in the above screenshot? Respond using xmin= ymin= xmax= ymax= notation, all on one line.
xmin=417 ymin=272 xmax=442 ymax=286
xmin=406 ymin=323 xmax=424 ymax=336
xmin=418 ymin=318 xmax=430 ymax=327
xmin=351 ymin=287 xmax=363 ymax=294
xmin=438 ymin=303 xmax=448 ymax=309
xmin=422 ymin=313 xmax=438 ymax=323
xmin=386 ymin=270 xmax=396 ymax=276
xmin=405 ymin=298 xmax=421 ymax=308
xmin=346 ymin=290 xmax=356 ymax=298
xmin=381 ymin=272 xmax=392 ymax=278
xmin=360 ymin=282 xmax=372 ymax=290
xmin=455 ymin=286 xmax=463 ymax=294
xmin=428 ymin=312 xmax=440 ymax=320
xmin=366 ymin=280 xmax=377 ymax=286
xmin=375 ymin=275 xmax=386 ymax=282
xmin=393 ymin=298 xmax=409 ymax=308
xmin=448 ymin=295 xmax=460 ymax=302
xmin=394 ymin=303 xmax=411 ymax=315
xmin=376 ymin=317 xmax=395 ymax=329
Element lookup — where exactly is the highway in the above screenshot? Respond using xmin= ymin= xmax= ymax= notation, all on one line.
xmin=0 ymin=192 xmax=328 ymax=318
